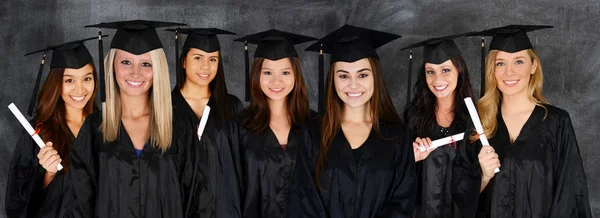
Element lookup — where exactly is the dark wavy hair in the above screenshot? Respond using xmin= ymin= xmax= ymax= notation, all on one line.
xmin=177 ymin=47 xmax=237 ymax=121
xmin=403 ymin=56 xmax=474 ymax=137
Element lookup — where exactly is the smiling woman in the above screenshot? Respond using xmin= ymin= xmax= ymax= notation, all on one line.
xmin=5 ymin=38 xmax=98 ymax=218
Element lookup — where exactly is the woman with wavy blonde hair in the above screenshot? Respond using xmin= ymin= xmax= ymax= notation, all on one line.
xmin=67 ymin=20 xmax=201 ymax=218
xmin=474 ymin=25 xmax=591 ymax=218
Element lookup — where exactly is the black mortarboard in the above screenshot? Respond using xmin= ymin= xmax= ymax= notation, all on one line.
xmin=467 ymin=25 xmax=552 ymax=97
xmin=234 ymin=29 xmax=317 ymax=101
xmin=24 ymin=36 xmax=103 ymax=116
xmin=86 ymin=20 xmax=186 ymax=55
xmin=469 ymin=25 xmax=553 ymax=53
xmin=400 ymin=32 xmax=473 ymax=64
xmin=305 ymin=24 xmax=401 ymax=63
xmin=165 ymin=28 xmax=236 ymax=86
xmin=305 ymin=25 xmax=400 ymax=114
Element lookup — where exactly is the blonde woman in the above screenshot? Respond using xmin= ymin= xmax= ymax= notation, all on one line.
xmin=474 ymin=25 xmax=591 ymax=218
xmin=66 ymin=20 xmax=201 ymax=218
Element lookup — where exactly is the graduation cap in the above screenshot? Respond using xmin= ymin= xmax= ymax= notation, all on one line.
xmin=234 ymin=29 xmax=317 ymax=101
xmin=85 ymin=20 xmax=186 ymax=103
xmin=467 ymin=25 xmax=552 ymax=97
xmin=24 ymin=36 xmax=104 ymax=116
xmin=165 ymin=28 xmax=236 ymax=86
xmin=305 ymin=24 xmax=401 ymax=114
xmin=399 ymin=32 xmax=472 ymax=105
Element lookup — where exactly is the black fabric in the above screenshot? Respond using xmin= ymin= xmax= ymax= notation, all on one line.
xmin=400 ymin=32 xmax=472 ymax=65
xmin=234 ymin=29 xmax=316 ymax=60
xmin=228 ymin=112 xmax=315 ymax=217
xmin=165 ymin=28 xmax=235 ymax=53
xmin=170 ymin=89 xmax=243 ymax=217
xmin=468 ymin=25 xmax=553 ymax=53
xmin=290 ymin=120 xmax=417 ymax=218
xmin=409 ymin=119 xmax=482 ymax=218
xmin=477 ymin=104 xmax=592 ymax=218
xmin=305 ymin=24 xmax=401 ymax=63
xmin=64 ymin=109 xmax=200 ymax=218
xmin=24 ymin=36 xmax=98 ymax=69
xmin=86 ymin=20 xmax=185 ymax=55
xmin=5 ymin=123 xmax=74 ymax=218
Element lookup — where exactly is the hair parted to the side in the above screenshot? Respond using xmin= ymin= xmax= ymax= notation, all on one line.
xmin=34 ymin=64 xmax=98 ymax=173
xmin=316 ymin=57 xmax=400 ymax=190
xmin=243 ymin=57 xmax=310 ymax=134
xmin=102 ymin=48 xmax=173 ymax=151
xmin=474 ymin=49 xmax=548 ymax=141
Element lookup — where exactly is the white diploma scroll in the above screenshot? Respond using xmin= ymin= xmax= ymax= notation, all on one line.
xmin=8 ymin=103 xmax=63 ymax=171
xmin=197 ymin=105 xmax=211 ymax=140
xmin=419 ymin=132 xmax=465 ymax=152
xmin=463 ymin=97 xmax=500 ymax=173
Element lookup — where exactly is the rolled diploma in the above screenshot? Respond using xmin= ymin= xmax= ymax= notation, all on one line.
xmin=419 ymin=132 xmax=465 ymax=152
xmin=463 ymin=97 xmax=500 ymax=173
xmin=197 ymin=105 xmax=211 ymax=140
xmin=8 ymin=103 xmax=63 ymax=171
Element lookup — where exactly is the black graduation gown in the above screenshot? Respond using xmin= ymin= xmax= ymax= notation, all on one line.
xmin=171 ymin=89 xmax=244 ymax=217
xmin=5 ymin=125 xmax=74 ymax=218
xmin=65 ymin=110 xmax=199 ymax=218
xmin=412 ymin=121 xmax=482 ymax=218
xmin=477 ymin=104 xmax=592 ymax=218
xmin=229 ymin=114 xmax=314 ymax=217
xmin=294 ymin=120 xmax=417 ymax=218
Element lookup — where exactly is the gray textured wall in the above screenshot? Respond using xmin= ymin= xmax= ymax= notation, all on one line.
xmin=1 ymin=0 xmax=598 ymax=217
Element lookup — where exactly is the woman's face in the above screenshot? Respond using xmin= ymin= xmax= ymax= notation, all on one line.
xmin=333 ymin=58 xmax=374 ymax=109
xmin=425 ymin=59 xmax=458 ymax=101
xmin=183 ymin=48 xmax=219 ymax=87
xmin=114 ymin=49 xmax=154 ymax=97
xmin=61 ymin=63 xmax=95 ymax=110
xmin=260 ymin=58 xmax=295 ymax=103
xmin=493 ymin=50 xmax=537 ymax=97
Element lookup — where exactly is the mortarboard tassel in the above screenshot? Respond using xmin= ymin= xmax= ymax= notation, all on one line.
xmin=480 ymin=36 xmax=485 ymax=98
xmin=318 ymin=44 xmax=325 ymax=115
xmin=244 ymin=41 xmax=250 ymax=101
xmin=98 ymin=28 xmax=106 ymax=103
xmin=406 ymin=49 xmax=413 ymax=106
xmin=27 ymin=53 xmax=46 ymax=116
xmin=175 ymin=29 xmax=181 ymax=87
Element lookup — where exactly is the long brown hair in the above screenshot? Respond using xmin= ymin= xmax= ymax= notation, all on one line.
xmin=243 ymin=57 xmax=310 ymax=133
xmin=177 ymin=48 xmax=236 ymax=121
xmin=33 ymin=64 xmax=98 ymax=173
xmin=316 ymin=57 xmax=400 ymax=188
xmin=475 ymin=49 xmax=548 ymax=140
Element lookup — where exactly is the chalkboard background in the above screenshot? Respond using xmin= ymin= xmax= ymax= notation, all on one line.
xmin=1 ymin=0 xmax=598 ymax=216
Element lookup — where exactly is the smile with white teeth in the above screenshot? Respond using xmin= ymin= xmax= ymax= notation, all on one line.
xmin=434 ymin=85 xmax=448 ymax=91
xmin=198 ymin=74 xmax=210 ymax=79
xmin=346 ymin=92 xmax=363 ymax=97
xmin=70 ymin=95 xmax=86 ymax=101
xmin=126 ymin=80 xmax=144 ymax=87
xmin=270 ymin=88 xmax=284 ymax=92
xmin=503 ymin=80 xmax=519 ymax=85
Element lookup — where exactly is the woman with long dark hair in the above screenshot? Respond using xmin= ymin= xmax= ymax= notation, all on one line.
xmin=474 ymin=25 xmax=591 ymax=217
xmin=293 ymin=25 xmax=417 ymax=218
xmin=6 ymin=38 xmax=98 ymax=217
xmin=167 ymin=28 xmax=243 ymax=217
xmin=402 ymin=34 xmax=482 ymax=218
xmin=229 ymin=29 xmax=316 ymax=217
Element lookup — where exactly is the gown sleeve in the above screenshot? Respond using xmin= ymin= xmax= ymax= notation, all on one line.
xmin=548 ymin=111 xmax=592 ymax=217
xmin=375 ymin=125 xmax=417 ymax=218
xmin=5 ymin=129 xmax=46 ymax=218
xmin=64 ymin=114 xmax=99 ymax=218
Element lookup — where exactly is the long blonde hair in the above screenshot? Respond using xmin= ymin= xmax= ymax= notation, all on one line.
xmin=476 ymin=49 xmax=548 ymax=139
xmin=102 ymin=48 xmax=173 ymax=151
